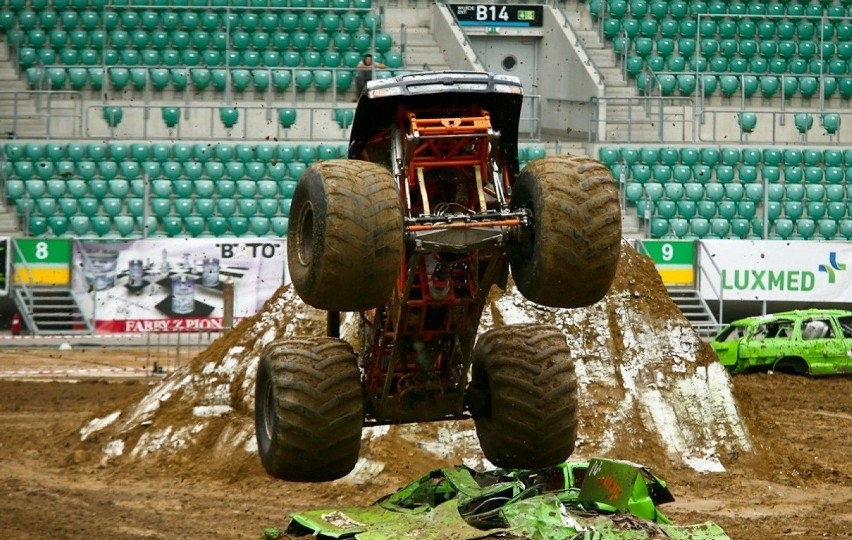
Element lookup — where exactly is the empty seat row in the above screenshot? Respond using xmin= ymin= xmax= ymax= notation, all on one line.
xmin=626 ymin=55 xmax=852 ymax=82
xmin=4 ymin=140 xmax=345 ymax=163
xmin=606 ymin=16 xmax=852 ymax=42
xmin=6 ymin=177 xmax=300 ymax=200
xmin=638 ymin=197 xmax=760 ymax=219
xmin=25 ymin=213 xmax=290 ymax=239
xmin=601 ymin=145 xmax=852 ymax=168
xmin=15 ymin=37 xmax=395 ymax=70
xmin=24 ymin=65 xmax=402 ymax=94
xmin=623 ymin=38 xmax=852 ymax=66
xmin=10 ymin=30 xmax=394 ymax=58
xmin=629 ymin=179 xmax=851 ymax=202
xmin=5 ymin=141 xmax=542 ymax=165
xmin=593 ymin=0 xmax=852 ymax=21
xmin=2 ymin=0 xmax=373 ymax=12
xmin=1 ymin=9 xmax=380 ymax=34
xmin=649 ymin=215 xmax=852 ymax=240
xmin=635 ymin=72 xmax=852 ymax=101
xmin=14 ymin=194 xmax=292 ymax=219
xmin=3 ymin=142 xmax=348 ymax=165
xmin=619 ymin=163 xmax=852 ymax=184
xmin=638 ymin=195 xmax=851 ymax=220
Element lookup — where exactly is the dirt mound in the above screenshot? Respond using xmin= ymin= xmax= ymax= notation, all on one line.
xmin=69 ymin=242 xmax=751 ymax=489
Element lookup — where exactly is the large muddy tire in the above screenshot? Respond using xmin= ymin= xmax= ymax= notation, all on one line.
xmin=467 ymin=324 xmax=578 ymax=469
xmin=288 ymin=159 xmax=403 ymax=311
xmin=510 ymin=155 xmax=621 ymax=308
xmin=254 ymin=337 xmax=363 ymax=482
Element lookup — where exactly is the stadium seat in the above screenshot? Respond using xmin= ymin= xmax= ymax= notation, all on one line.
xmin=818 ymin=219 xmax=839 ymax=240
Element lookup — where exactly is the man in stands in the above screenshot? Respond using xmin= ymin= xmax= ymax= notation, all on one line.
xmin=355 ymin=53 xmax=385 ymax=99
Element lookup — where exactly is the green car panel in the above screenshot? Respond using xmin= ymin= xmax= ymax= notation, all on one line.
xmin=711 ymin=309 xmax=852 ymax=375
xmin=285 ymin=458 xmax=731 ymax=540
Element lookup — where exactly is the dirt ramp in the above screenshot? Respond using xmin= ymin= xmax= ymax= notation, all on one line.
xmin=72 ymin=241 xmax=751 ymax=482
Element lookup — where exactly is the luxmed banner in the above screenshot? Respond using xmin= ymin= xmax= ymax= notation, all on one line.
xmin=71 ymin=238 xmax=286 ymax=333
xmin=698 ymin=240 xmax=852 ymax=302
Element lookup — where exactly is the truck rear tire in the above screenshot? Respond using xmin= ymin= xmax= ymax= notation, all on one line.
xmin=254 ymin=337 xmax=363 ymax=482
xmin=510 ymin=155 xmax=621 ymax=308
xmin=288 ymin=159 xmax=403 ymax=312
xmin=468 ymin=324 xmax=578 ymax=469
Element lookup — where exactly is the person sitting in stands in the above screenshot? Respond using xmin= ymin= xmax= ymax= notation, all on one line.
xmin=354 ymin=53 xmax=385 ymax=99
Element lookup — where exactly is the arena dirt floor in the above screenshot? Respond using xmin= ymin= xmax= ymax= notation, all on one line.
xmin=1 ymin=247 xmax=850 ymax=539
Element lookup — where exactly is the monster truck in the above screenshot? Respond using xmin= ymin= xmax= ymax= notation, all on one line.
xmin=255 ymin=71 xmax=622 ymax=482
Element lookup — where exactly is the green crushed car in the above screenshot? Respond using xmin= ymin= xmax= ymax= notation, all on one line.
xmin=277 ymin=458 xmax=731 ymax=540
xmin=711 ymin=309 xmax=852 ymax=376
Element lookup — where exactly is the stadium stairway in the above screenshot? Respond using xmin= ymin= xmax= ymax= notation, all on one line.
xmin=385 ymin=9 xmax=450 ymax=71
xmin=564 ymin=0 xmax=687 ymax=142
xmin=667 ymin=286 xmax=719 ymax=337
xmin=0 ymin=41 xmax=46 ymax=138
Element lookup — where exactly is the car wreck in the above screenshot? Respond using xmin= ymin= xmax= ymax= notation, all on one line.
xmin=278 ymin=458 xmax=731 ymax=540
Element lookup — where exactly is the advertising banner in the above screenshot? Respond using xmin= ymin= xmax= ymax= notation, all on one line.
xmin=698 ymin=240 xmax=852 ymax=302
xmin=71 ymin=238 xmax=286 ymax=333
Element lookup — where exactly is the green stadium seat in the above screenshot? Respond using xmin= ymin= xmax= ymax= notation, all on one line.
xmin=625 ymin=183 xmax=644 ymax=203
xmin=657 ymin=200 xmax=677 ymax=219
xmin=697 ymin=201 xmax=717 ymax=220
xmin=149 ymin=198 xmax=171 ymax=219
xmin=89 ymin=216 xmax=112 ymax=237
xmin=270 ymin=216 xmax=288 ymax=236
xmin=683 ymin=182 xmax=703 ymax=202
xmin=113 ymin=216 xmax=136 ymax=237
xmin=228 ymin=216 xmax=249 ymax=236
xmin=822 ymin=114 xmax=841 ymax=135
xmin=182 ymin=216 xmax=205 ymax=237
xmin=689 ymin=218 xmax=710 ymax=239
xmin=161 ymin=216 xmax=183 ymax=237
xmin=785 ymin=201 xmax=804 ymax=220
xmin=247 ymin=216 xmax=269 ymax=236
xmin=738 ymin=165 xmax=758 ymax=184
xmin=737 ymin=201 xmax=756 ymax=220
xmin=771 ymin=218 xmax=793 ymax=240
xmin=715 ymin=166 xmax=735 ymax=184
xmin=705 ymin=183 xmax=725 ymax=202
xmin=795 ymin=218 xmax=816 ymax=240
xmin=216 ymin=198 xmax=237 ymax=218
xmin=717 ymin=201 xmax=737 ymax=220
xmin=818 ymin=219 xmax=838 ymax=240
xmin=220 ymin=107 xmax=239 ymax=129
xmin=794 ymin=113 xmax=814 ymax=135
xmin=204 ymin=216 xmax=226 ymax=237
xmin=663 ymin=182 xmax=683 ymax=201
xmin=724 ymin=183 xmax=744 ymax=201
xmin=650 ymin=218 xmax=669 ymax=238
xmin=766 ymin=183 xmax=785 ymax=202
xmin=807 ymin=202 xmax=826 ymax=220
xmin=675 ymin=200 xmax=695 ymax=219
xmin=35 ymin=197 xmax=57 ymax=217
xmin=709 ymin=218 xmax=730 ymax=238
xmin=730 ymin=218 xmax=750 ymax=239
xmin=126 ymin=198 xmax=143 ymax=219
xmin=69 ymin=215 xmax=90 ymax=236
xmin=173 ymin=198 xmax=194 ymax=218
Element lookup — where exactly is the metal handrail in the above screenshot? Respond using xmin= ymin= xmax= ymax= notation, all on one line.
xmin=71 ymin=238 xmax=97 ymax=333
xmin=0 ymin=90 xmax=84 ymax=138
xmin=10 ymin=239 xmax=36 ymax=324
xmin=589 ymin=94 xmax=698 ymax=143
xmin=551 ymin=0 xmax=604 ymax=87
xmin=696 ymin=240 xmax=724 ymax=326
xmin=697 ymin=107 xmax=849 ymax=144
